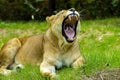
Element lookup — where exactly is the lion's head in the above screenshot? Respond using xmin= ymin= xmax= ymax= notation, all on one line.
xmin=46 ymin=8 xmax=80 ymax=43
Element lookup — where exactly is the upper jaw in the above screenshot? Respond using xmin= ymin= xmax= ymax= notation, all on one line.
xmin=66 ymin=10 xmax=80 ymax=18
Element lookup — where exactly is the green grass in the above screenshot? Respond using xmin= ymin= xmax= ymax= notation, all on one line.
xmin=0 ymin=18 xmax=120 ymax=80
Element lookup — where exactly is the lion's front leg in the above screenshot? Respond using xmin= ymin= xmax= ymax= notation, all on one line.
xmin=40 ymin=61 xmax=56 ymax=78
xmin=71 ymin=56 xmax=85 ymax=68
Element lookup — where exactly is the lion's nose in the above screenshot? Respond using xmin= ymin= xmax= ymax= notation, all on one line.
xmin=69 ymin=8 xmax=75 ymax=12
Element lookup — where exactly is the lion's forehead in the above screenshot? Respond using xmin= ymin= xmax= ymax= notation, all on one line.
xmin=56 ymin=10 xmax=67 ymax=16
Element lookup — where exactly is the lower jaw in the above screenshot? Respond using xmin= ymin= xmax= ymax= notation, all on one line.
xmin=67 ymin=40 xmax=74 ymax=43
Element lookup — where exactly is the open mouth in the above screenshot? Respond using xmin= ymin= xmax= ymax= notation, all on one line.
xmin=62 ymin=13 xmax=79 ymax=43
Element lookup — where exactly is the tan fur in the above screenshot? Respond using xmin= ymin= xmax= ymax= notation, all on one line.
xmin=0 ymin=9 xmax=84 ymax=78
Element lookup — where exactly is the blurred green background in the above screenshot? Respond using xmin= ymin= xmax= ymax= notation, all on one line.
xmin=0 ymin=0 xmax=120 ymax=21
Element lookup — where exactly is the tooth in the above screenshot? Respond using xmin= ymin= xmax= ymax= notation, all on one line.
xmin=68 ymin=37 xmax=74 ymax=41
xmin=73 ymin=37 xmax=76 ymax=40
xmin=68 ymin=16 xmax=71 ymax=21
xmin=75 ymin=15 xmax=78 ymax=20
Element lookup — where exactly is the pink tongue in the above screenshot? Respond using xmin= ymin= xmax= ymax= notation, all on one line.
xmin=64 ymin=27 xmax=75 ymax=40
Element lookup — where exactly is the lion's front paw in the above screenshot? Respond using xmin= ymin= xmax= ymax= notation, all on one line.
xmin=0 ymin=69 xmax=12 ymax=76
xmin=72 ymin=57 xmax=85 ymax=68
xmin=42 ymin=71 xmax=56 ymax=78
xmin=40 ymin=65 xmax=56 ymax=78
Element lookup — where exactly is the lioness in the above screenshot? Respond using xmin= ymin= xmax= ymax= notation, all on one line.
xmin=0 ymin=8 xmax=84 ymax=78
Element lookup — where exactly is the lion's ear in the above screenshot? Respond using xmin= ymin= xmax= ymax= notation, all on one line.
xmin=46 ymin=15 xmax=55 ymax=23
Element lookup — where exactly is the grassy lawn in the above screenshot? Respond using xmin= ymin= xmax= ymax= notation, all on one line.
xmin=0 ymin=18 xmax=120 ymax=80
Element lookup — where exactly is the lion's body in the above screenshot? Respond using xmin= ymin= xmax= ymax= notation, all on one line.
xmin=0 ymin=8 xmax=84 ymax=78
xmin=16 ymin=35 xmax=44 ymax=65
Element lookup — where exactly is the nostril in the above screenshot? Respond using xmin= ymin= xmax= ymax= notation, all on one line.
xmin=69 ymin=8 xmax=75 ymax=12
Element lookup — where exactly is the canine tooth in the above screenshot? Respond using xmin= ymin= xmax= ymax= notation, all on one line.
xmin=73 ymin=37 xmax=76 ymax=40
xmin=75 ymin=15 xmax=78 ymax=20
xmin=68 ymin=16 xmax=71 ymax=21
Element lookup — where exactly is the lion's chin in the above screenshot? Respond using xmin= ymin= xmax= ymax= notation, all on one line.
xmin=62 ymin=13 xmax=78 ymax=43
